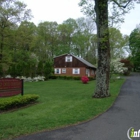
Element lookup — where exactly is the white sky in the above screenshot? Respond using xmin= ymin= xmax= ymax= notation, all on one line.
xmin=22 ymin=0 xmax=140 ymax=36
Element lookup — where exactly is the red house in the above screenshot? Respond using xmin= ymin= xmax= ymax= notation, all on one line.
xmin=54 ymin=54 xmax=96 ymax=77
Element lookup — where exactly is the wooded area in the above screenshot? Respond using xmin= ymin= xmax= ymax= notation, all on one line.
xmin=0 ymin=0 xmax=130 ymax=79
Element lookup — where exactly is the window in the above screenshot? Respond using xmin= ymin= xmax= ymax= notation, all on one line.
xmin=65 ymin=56 xmax=72 ymax=62
xmin=62 ymin=68 xmax=66 ymax=73
xmin=73 ymin=68 xmax=80 ymax=74
xmin=55 ymin=68 xmax=61 ymax=74
xmin=91 ymin=70 xmax=95 ymax=75
xmin=86 ymin=69 xmax=89 ymax=75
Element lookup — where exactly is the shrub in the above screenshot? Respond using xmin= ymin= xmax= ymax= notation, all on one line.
xmin=62 ymin=76 xmax=67 ymax=79
xmin=88 ymin=77 xmax=94 ymax=81
xmin=57 ymin=76 xmax=68 ymax=79
xmin=57 ymin=76 xmax=63 ymax=79
xmin=44 ymin=61 xmax=52 ymax=80
xmin=65 ymin=76 xmax=73 ymax=80
xmin=110 ymin=58 xmax=128 ymax=75
xmin=0 ymin=94 xmax=39 ymax=111
xmin=0 ymin=64 xmax=3 ymax=77
xmin=49 ymin=75 xmax=57 ymax=79
xmin=73 ymin=76 xmax=81 ymax=80
xmin=81 ymin=76 xmax=89 ymax=84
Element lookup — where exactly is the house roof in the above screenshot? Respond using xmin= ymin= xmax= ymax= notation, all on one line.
xmin=74 ymin=55 xmax=96 ymax=69
xmin=54 ymin=53 xmax=96 ymax=69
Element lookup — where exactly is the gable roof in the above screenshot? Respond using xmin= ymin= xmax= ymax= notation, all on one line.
xmin=74 ymin=55 xmax=96 ymax=69
xmin=54 ymin=53 xmax=96 ymax=69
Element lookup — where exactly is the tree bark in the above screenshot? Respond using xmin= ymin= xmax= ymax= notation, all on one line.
xmin=93 ymin=0 xmax=110 ymax=98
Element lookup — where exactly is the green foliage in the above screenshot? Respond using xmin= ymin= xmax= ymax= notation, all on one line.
xmin=16 ymin=21 xmax=36 ymax=51
xmin=57 ymin=76 xmax=82 ymax=80
xmin=0 ymin=0 xmax=32 ymax=60
xmin=57 ymin=76 xmax=66 ymax=79
xmin=73 ymin=76 xmax=81 ymax=80
xmin=35 ymin=21 xmax=58 ymax=60
xmin=79 ymin=0 xmax=134 ymax=27
xmin=37 ymin=61 xmax=44 ymax=75
xmin=0 ymin=16 xmax=98 ymax=76
xmin=0 ymin=64 xmax=3 ymax=77
xmin=49 ymin=75 xmax=58 ymax=79
xmin=129 ymin=28 xmax=140 ymax=71
xmin=65 ymin=76 xmax=73 ymax=80
xmin=88 ymin=76 xmax=95 ymax=81
xmin=0 ymin=94 xmax=39 ymax=111
xmin=109 ymin=27 xmax=129 ymax=59
xmin=15 ymin=63 xmax=23 ymax=76
xmin=44 ymin=61 xmax=52 ymax=80
xmin=49 ymin=75 xmax=91 ymax=81
xmin=9 ymin=64 xmax=16 ymax=77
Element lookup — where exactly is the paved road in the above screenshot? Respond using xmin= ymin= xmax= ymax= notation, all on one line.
xmin=14 ymin=73 xmax=140 ymax=140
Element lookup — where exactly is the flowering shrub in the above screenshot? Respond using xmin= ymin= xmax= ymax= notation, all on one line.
xmin=4 ymin=75 xmax=45 ymax=82
xmin=81 ymin=76 xmax=89 ymax=84
xmin=110 ymin=58 xmax=128 ymax=74
xmin=5 ymin=75 xmax=12 ymax=78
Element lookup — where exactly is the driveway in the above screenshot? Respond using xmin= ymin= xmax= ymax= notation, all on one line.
xmin=14 ymin=73 xmax=140 ymax=140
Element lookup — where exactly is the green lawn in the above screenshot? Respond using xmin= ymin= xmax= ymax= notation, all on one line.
xmin=0 ymin=79 xmax=125 ymax=140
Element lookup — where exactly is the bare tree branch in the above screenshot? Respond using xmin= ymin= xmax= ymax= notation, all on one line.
xmin=112 ymin=0 xmax=132 ymax=8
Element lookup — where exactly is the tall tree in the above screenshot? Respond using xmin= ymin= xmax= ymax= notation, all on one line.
xmin=35 ymin=21 xmax=58 ymax=61
xmin=0 ymin=0 xmax=32 ymax=60
xmin=129 ymin=28 xmax=140 ymax=71
xmin=57 ymin=18 xmax=77 ymax=55
xmin=109 ymin=27 xmax=129 ymax=59
xmin=93 ymin=0 xmax=110 ymax=97
xmin=79 ymin=0 xmax=138 ymax=98
xmin=16 ymin=21 xmax=36 ymax=51
xmin=72 ymin=17 xmax=96 ymax=60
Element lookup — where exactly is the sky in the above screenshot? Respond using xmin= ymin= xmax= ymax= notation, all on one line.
xmin=22 ymin=0 xmax=140 ymax=36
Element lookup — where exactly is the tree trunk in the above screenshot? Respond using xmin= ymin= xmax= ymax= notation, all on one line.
xmin=93 ymin=0 xmax=110 ymax=98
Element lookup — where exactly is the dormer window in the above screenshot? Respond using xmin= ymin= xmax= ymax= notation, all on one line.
xmin=65 ymin=56 xmax=72 ymax=62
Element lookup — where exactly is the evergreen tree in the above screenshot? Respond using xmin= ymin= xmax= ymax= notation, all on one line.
xmin=44 ymin=61 xmax=52 ymax=80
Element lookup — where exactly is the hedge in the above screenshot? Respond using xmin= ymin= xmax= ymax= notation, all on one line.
xmin=49 ymin=75 xmax=95 ymax=81
xmin=0 ymin=94 xmax=39 ymax=111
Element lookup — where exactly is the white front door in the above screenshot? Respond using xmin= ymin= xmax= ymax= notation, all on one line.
xmin=86 ymin=69 xmax=90 ymax=77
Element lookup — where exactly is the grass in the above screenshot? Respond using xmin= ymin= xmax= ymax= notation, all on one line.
xmin=0 ymin=79 xmax=125 ymax=140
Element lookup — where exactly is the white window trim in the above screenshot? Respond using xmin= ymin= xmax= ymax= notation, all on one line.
xmin=65 ymin=56 xmax=72 ymax=62
xmin=62 ymin=68 xmax=66 ymax=73
xmin=73 ymin=68 xmax=80 ymax=74
xmin=86 ymin=69 xmax=89 ymax=75
xmin=55 ymin=68 xmax=61 ymax=74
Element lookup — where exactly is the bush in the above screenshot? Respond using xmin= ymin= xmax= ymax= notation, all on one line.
xmin=0 ymin=64 xmax=3 ymax=77
xmin=0 ymin=94 xmax=39 ymax=111
xmin=81 ymin=76 xmax=89 ymax=84
xmin=58 ymin=76 xmax=63 ymax=79
xmin=65 ymin=76 xmax=73 ymax=80
xmin=61 ymin=76 xmax=66 ymax=79
xmin=73 ymin=76 xmax=81 ymax=80
xmin=49 ymin=75 xmax=57 ymax=79
xmin=44 ymin=61 xmax=52 ymax=80
xmin=88 ymin=77 xmax=95 ymax=81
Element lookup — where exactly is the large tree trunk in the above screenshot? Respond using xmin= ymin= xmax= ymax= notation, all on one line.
xmin=93 ymin=0 xmax=110 ymax=98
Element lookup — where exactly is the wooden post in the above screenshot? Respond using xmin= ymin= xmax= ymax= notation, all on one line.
xmin=21 ymin=79 xmax=24 ymax=96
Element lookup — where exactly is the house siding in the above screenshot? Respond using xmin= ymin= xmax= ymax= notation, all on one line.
xmin=54 ymin=67 xmax=86 ymax=77
xmin=54 ymin=54 xmax=87 ymax=68
xmin=54 ymin=67 xmax=96 ymax=78
xmin=54 ymin=54 xmax=96 ymax=78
